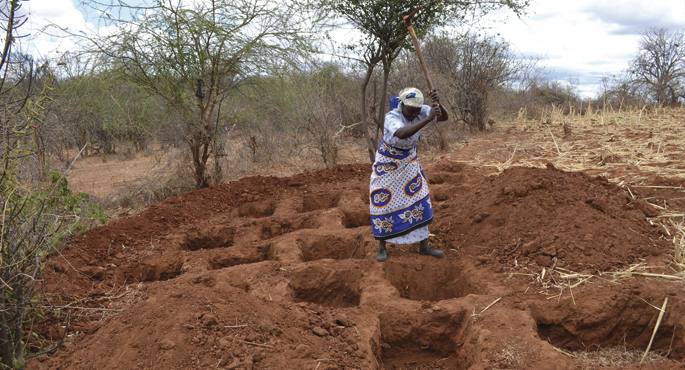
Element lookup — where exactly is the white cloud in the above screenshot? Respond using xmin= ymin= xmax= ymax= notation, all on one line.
xmin=18 ymin=0 xmax=93 ymax=60
xmin=15 ymin=0 xmax=685 ymax=98
xmin=584 ymin=0 xmax=685 ymax=35
xmin=481 ymin=0 xmax=685 ymax=97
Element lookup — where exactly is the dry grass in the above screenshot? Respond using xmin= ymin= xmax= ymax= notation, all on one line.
xmin=454 ymin=106 xmax=685 ymax=180
xmin=648 ymin=209 xmax=685 ymax=275
xmin=661 ymin=218 xmax=685 ymax=271
xmin=606 ymin=262 xmax=685 ymax=281
xmin=572 ymin=346 xmax=666 ymax=369
xmin=510 ymin=261 xmax=685 ymax=306
xmin=450 ymin=106 xmax=685 ymax=275
xmin=65 ymin=137 xmax=374 ymax=216
xmin=499 ymin=341 xmax=667 ymax=369
xmin=106 ymin=148 xmax=196 ymax=211
xmin=67 ymin=149 xmax=167 ymax=199
xmin=675 ymin=221 xmax=685 ymax=268
xmin=492 ymin=342 xmax=527 ymax=368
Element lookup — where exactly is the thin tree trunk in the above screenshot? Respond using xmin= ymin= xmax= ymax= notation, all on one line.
xmin=0 ymin=321 xmax=13 ymax=368
xmin=189 ymin=134 xmax=208 ymax=188
xmin=434 ymin=120 xmax=448 ymax=150
xmin=191 ymin=90 xmax=214 ymax=188
xmin=361 ymin=64 xmax=376 ymax=163
xmin=374 ymin=61 xmax=391 ymax=150
xmin=211 ymin=101 xmax=225 ymax=185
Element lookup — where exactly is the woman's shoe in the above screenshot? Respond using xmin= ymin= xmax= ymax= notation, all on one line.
xmin=419 ymin=245 xmax=444 ymax=258
xmin=376 ymin=247 xmax=388 ymax=262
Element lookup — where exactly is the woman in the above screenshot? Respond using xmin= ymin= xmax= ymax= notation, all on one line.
xmin=369 ymin=87 xmax=448 ymax=262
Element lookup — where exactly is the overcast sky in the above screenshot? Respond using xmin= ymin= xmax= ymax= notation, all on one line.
xmin=19 ymin=0 xmax=685 ymax=98
xmin=481 ymin=0 xmax=685 ymax=97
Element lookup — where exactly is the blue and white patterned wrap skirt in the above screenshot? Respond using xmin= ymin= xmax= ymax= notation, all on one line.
xmin=369 ymin=141 xmax=432 ymax=244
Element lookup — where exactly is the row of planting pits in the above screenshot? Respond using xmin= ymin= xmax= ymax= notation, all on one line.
xmin=126 ymin=185 xmax=684 ymax=369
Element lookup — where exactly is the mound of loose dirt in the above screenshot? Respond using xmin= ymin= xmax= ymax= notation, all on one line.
xmin=32 ymin=161 xmax=685 ymax=370
xmin=434 ymin=164 xmax=667 ymax=272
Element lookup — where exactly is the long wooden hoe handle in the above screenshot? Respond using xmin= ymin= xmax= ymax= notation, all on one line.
xmin=403 ymin=9 xmax=435 ymax=94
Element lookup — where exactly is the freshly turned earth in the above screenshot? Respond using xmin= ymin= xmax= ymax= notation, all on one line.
xmin=33 ymin=160 xmax=685 ymax=369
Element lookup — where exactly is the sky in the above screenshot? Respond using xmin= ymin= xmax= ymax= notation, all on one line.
xmin=480 ymin=0 xmax=685 ymax=97
xmin=18 ymin=0 xmax=685 ymax=98
xmin=19 ymin=0 xmax=92 ymax=56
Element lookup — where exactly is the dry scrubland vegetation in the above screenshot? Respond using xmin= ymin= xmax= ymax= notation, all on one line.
xmin=1 ymin=0 xmax=685 ymax=368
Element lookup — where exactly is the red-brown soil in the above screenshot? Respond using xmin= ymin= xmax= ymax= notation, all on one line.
xmin=32 ymin=160 xmax=685 ymax=369
xmin=433 ymin=163 xmax=667 ymax=272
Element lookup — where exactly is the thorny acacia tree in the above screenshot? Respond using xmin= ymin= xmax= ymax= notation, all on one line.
xmin=285 ymin=66 xmax=349 ymax=168
xmin=321 ymin=0 xmax=529 ymax=162
xmin=1 ymin=1 xmax=102 ymax=368
xmin=0 ymin=2 xmax=44 ymax=368
xmin=424 ymin=33 xmax=523 ymax=130
xmin=52 ymin=71 xmax=162 ymax=156
xmin=629 ymin=28 xmax=685 ymax=107
xmin=87 ymin=0 xmax=320 ymax=187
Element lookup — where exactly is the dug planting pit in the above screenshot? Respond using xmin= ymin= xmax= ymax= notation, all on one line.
xmin=237 ymin=200 xmax=276 ymax=218
xmin=259 ymin=215 xmax=320 ymax=240
xmin=384 ymin=258 xmax=479 ymax=301
xmin=126 ymin=255 xmax=184 ymax=282
xmin=289 ymin=263 xmax=363 ymax=307
xmin=297 ymin=234 xmax=367 ymax=261
xmin=340 ymin=207 xmax=370 ymax=229
xmin=427 ymin=172 xmax=462 ymax=185
xmin=534 ymin=299 xmax=684 ymax=365
xmin=432 ymin=186 xmax=451 ymax=202
xmin=301 ymin=192 xmax=341 ymax=212
xmin=181 ymin=226 xmax=235 ymax=251
xmin=379 ymin=310 xmax=468 ymax=370
xmin=208 ymin=243 xmax=273 ymax=270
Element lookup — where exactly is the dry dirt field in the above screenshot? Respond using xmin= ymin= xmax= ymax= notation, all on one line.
xmin=36 ymin=108 xmax=685 ymax=369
